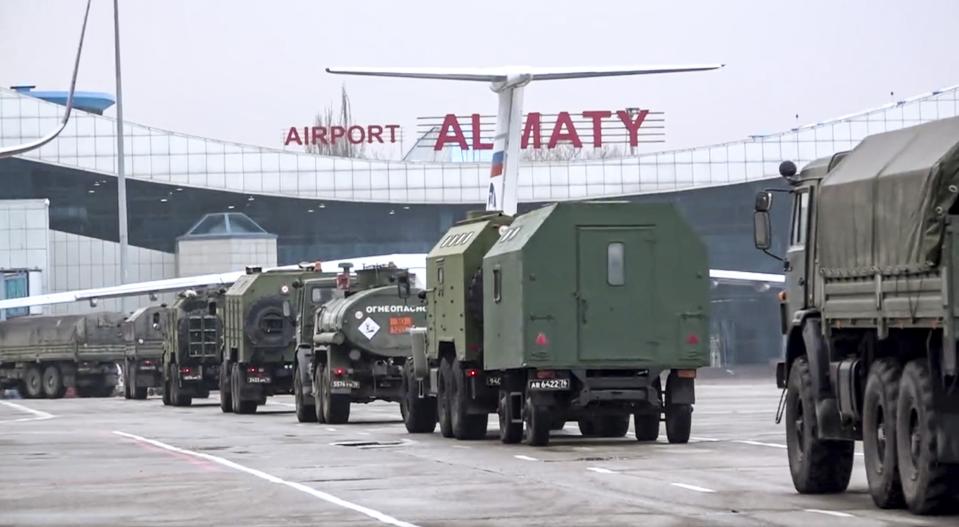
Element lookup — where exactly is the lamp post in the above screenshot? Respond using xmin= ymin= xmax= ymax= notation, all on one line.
xmin=113 ymin=0 xmax=129 ymax=313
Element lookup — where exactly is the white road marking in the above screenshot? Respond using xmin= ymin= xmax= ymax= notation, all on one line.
xmin=734 ymin=440 xmax=787 ymax=449
xmin=587 ymin=467 xmax=615 ymax=474
xmin=326 ymin=427 xmax=337 ymax=432
xmin=113 ymin=431 xmax=419 ymax=527
xmin=671 ymin=482 xmax=716 ymax=493
xmin=804 ymin=509 xmax=854 ymax=518
xmin=513 ymin=455 xmax=538 ymax=461
xmin=270 ymin=402 xmax=296 ymax=408
xmin=691 ymin=436 xmax=720 ymax=442
xmin=0 ymin=400 xmax=56 ymax=424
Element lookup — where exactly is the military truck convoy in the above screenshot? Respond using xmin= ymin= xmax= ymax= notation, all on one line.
xmin=121 ymin=306 xmax=165 ymax=400
xmin=161 ymin=290 xmax=223 ymax=407
xmin=295 ymin=265 xmax=427 ymax=424
xmin=0 ymin=312 xmax=126 ymax=398
xmin=754 ymin=117 xmax=959 ymax=514
xmin=402 ymin=202 xmax=710 ymax=446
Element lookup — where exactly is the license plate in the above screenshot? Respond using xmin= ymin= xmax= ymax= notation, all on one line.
xmin=528 ymin=378 xmax=570 ymax=391
xmin=331 ymin=379 xmax=360 ymax=389
xmin=247 ymin=376 xmax=271 ymax=384
xmin=182 ymin=374 xmax=202 ymax=381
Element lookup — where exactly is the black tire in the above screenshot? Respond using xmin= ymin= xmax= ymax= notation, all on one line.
xmin=665 ymin=404 xmax=692 ymax=444
xmin=42 ymin=364 xmax=65 ymax=399
xmin=785 ymin=356 xmax=854 ymax=494
xmin=437 ymin=358 xmax=454 ymax=438
xmin=523 ymin=395 xmax=550 ymax=446
xmin=550 ymin=417 xmax=567 ymax=431
xmin=578 ymin=418 xmax=597 ymax=437
xmin=450 ymin=359 xmax=487 ymax=440
xmin=231 ymin=365 xmax=257 ymax=414
xmin=863 ymin=358 xmax=905 ymax=509
xmin=895 ymin=360 xmax=955 ymax=514
xmin=595 ymin=415 xmax=630 ymax=438
xmin=133 ymin=386 xmax=148 ymax=400
xmin=402 ymin=359 xmax=437 ymax=433
xmin=161 ymin=377 xmax=171 ymax=406
xmin=313 ymin=363 xmax=326 ymax=423
xmin=321 ymin=366 xmax=350 ymax=424
xmin=498 ymin=389 xmax=523 ymax=444
xmin=123 ymin=364 xmax=132 ymax=400
xmin=634 ymin=412 xmax=660 ymax=441
xmin=98 ymin=384 xmax=116 ymax=397
xmin=24 ymin=366 xmax=43 ymax=399
xmin=219 ymin=362 xmax=233 ymax=413
xmin=170 ymin=365 xmax=192 ymax=407
xmin=294 ymin=368 xmax=317 ymax=423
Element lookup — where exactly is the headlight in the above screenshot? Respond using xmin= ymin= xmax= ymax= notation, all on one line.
xmin=137 ymin=338 xmax=144 ymax=344
xmin=280 ymin=285 xmax=290 ymax=295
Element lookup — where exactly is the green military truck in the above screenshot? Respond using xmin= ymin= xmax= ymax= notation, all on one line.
xmin=0 ymin=312 xmax=125 ymax=398
xmin=403 ymin=202 xmax=710 ymax=446
xmin=290 ymin=270 xmax=338 ymax=421
xmin=220 ymin=268 xmax=318 ymax=414
xmin=296 ymin=265 xmax=426 ymax=424
xmin=121 ymin=306 xmax=165 ymax=400
xmin=161 ymin=290 xmax=222 ymax=407
xmin=753 ymin=117 xmax=959 ymax=514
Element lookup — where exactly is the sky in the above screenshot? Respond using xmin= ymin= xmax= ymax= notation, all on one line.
xmin=2 ymin=0 xmax=958 ymax=159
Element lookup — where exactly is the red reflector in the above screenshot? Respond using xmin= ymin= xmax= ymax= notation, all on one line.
xmin=686 ymin=334 xmax=700 ymax=345
xmin=334 ymin=367 xmax=346 ymax=377
xmin=535 ymin=332 xmax=549 ymax=346
xmin=143 ymin=360 xmax=153 ymax=366
xmin=246 ymin=367 xmax=257 ymax=374
xmin=676 ymin=369 xmax=697 ymax=379
xmin=466 ymin=368 xmax=478 ymax=378
xmin=536 ymin=370 xmax=556 ymax=379
xmin=179 ymin=367 xmax=192 ymax=374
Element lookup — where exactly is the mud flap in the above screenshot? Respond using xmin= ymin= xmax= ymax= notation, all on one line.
xmin=296 ymin=346 xmax=314 ymax=399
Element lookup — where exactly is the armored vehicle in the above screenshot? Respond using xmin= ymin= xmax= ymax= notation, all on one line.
xmin=403 ymin=202 xmax=710 ymax=446
xmin=161 ymin=290 xmax=222 ymax=407
xmin=220 ymin=268 xmax=320 ymax=414
xmin=0 ymin=312 xmax=125 ymax=398
xmin=121 ymin=306 xmax=165 ymax=399
xmin=294 ymin=265 xmax=426 ymax=424
xmin=754 ymin=117 xmax=959 ymax=514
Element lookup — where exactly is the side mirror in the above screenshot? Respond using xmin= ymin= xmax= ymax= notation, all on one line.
xmin=755 ymin=191 xmax=773 ymax=212
xmin=152 ymin=312 xmax=160 ymax=325
xmin=754 ymin=211 xmax=772 ymax=251
xmin=208 ymin=302 xmax=217 ymax=316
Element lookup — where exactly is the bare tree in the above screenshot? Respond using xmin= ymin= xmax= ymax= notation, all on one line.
xmin=304 ymin=86 xmax=366 ymax=158
xmin=521 ymin=144 xmax=624 ymax=161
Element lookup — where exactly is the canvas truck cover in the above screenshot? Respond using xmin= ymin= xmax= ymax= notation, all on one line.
xmin=818 ymin=116 xmax=959 ymax=277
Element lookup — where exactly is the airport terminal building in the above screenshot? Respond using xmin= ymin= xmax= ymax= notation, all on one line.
xmin=2 ymin=84 xmax=958 ymax=365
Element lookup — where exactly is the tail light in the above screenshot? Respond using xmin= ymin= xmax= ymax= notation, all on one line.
xmin=333 ymin=367 xmax=346 ymax=377
xmin=142 ymin=360 xmax=154 ymax=367
xmin=466 ymin=368 xmax=479 ymax=378
xmin=676 ymin=369 xmax=697 ymax=379
xmin=246 ymin=366 xmax=265 ymax=374
xmin=179 ymin=367 xmax=193 ymax=374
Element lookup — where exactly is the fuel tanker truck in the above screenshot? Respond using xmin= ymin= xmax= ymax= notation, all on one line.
xmin=0 ymin=312 xmax=126 ymax=398
xmin=402 ymin=202 xmax=710 ymax=446
xmin=220 ymin=267 xmax=323 ymax=414
xmin=121 ymin=306 xmax=165 ymax=400
xmin=296 ymin=265 xmax=426 ymax=424
xmin=753 ymin=117 xmax=959 ymax=514
xmin=161 ymin=290 xmax=223 ymax=407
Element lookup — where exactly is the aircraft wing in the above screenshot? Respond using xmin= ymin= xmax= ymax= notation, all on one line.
xmin=326 ymin=65 xmax=724 ymax=82
xmin=709 ymin=269 xmax=785 ymax=286
xmin=0 ymin=272 xmax=242 ymax=311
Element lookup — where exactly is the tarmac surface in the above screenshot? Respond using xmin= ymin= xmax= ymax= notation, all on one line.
xmin=1 ymin=377 xmax=957 ymax=526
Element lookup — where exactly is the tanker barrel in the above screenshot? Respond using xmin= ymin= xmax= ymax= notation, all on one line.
xmin=410 ymin=327 xmax=428 ymax=380
xmin=314 ymin=331 xmax=345 ymax=345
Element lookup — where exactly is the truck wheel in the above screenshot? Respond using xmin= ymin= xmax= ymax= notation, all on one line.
xmin=24 ymin=366 xmax=43 ymax=398
xmin=219 ymin=362 xmax=233 ymax=413
xmin=577 ymin=419 xmax=596 ymax=437
xmin=863 ymin=358 xmax=905 ymax=509
xmin=42 ymin=364 xmax=65 ymax=399
xmin=402 ymin=359 xmax=437 ymax=433
xmin=162 ymin=377 xmax=172 ymax=406
xmin=634 ymin=412 xmax=660 ymax=441
xmin=550 ymin=417 xmax=567 ymax=431
xmin=450 ymin=359 xmax=487 ymax=440
xmin=170 ymin=365 xmax=192 ymax=406
xmin=294 ymin=368 xmax=317 ymax=423
xmin=133 ymin=386 xmax=148 ymax=400
xmin=895 ymin=360 xmax=954 ymax=514
xmin=596 ymin=415 xmax=630 ymax=438
xmin=785 ymin=356 xmax=854 ymax=494
xmin=313 ymin=363 xmax=326 ymax=423
xmin=665 ymin=404 xmax=692 ymax=444
xmin=123 ymin=363 xmax=132 ymax=399
xmin=437 ymin=358 xmax=454 ymax=438
xmin=231 ymin=365 xmax=257 ymax=414
xmin=321 ymin=367 xmax=350 ymax=424
xmin=498 ymin=389 xmax=522 ymax=444
xmin=523 ymin=395 xmax=550 ymax=446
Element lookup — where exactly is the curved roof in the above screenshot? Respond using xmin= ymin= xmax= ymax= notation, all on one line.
xmin=1 ymin=83 xmax=958 ymax=204
xmin=179 ymin=212 xmax=275 ymax=240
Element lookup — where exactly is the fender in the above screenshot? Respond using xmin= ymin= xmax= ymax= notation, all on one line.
xmin=777 ymin=309 xmax=820 ymax=388
xmin=800 ymin=317 xmax=847 ymax=439
xmin=666 ymin=370 xmax=695 ymax=405
xmin=295 ymin=345 xmax=314 ymax=399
